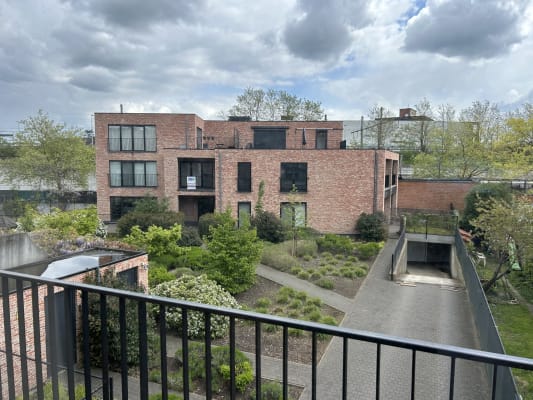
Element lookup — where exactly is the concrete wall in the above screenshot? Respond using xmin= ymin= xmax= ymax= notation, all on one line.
xmin=0 ymin=233 xmax=47 ymax=270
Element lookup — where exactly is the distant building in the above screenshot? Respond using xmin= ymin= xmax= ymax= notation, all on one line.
xmin=95 ymin=113 xmax=399 ymax=234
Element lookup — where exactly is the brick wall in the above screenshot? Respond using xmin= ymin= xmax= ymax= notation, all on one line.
xmin=216 ymin=149 xmax=398 ymax=234
xmin=0 ymin=252 xmax=147 ymax=398
xmin=397 ymin=180 xmax=475 ymax=211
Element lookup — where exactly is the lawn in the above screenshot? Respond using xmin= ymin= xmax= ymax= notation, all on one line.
xmin=490 ymin=302 xmax=533 ymax=399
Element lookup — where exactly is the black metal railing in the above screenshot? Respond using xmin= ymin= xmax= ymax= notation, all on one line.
xmin=405 ymin=213 xmax=458 ymax=236
xmin=2 ymin=270 xmax=533 ymax=400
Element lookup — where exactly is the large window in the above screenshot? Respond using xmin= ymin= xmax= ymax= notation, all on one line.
xmin=179 ymin=158 xmax=215 ymax=190
xmin=109 ymin=161 xmax=157 ymax=187
xmin=237 ymin=162 xmax=251 ymax=192
xmin=281 ymin=202 xmax=307 ymax=227
xmin=316 ymin=130 xmax=327 ymax=149
xmin=280 ymin=162 xmax=307 ymax=192
xmin=238 ymin=202 xmax=251 ymax=227
xmin=253 ymin=127 xmax=286 ymax=149
xmin=110 ymin=197 xmax=143 ymax=220
xmin=108 ymin=125 xmax=156 ymax=152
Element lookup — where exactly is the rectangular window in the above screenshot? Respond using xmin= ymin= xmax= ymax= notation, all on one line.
xmin=316 ymin=130 xmax=327 ymax=149
xmin=280 ymin=162 xmax=307 ymax=192
xmin=237 ymin=162 xmax=251 ymax=192
xmin=179 ymin=158 xmax=215 ymax=190
xmin=110 ymin=197 xmax=143 ymax=220
xmin=253 ymin=127 xmax=286 ymax=149
xmin=109 ymin=161 xmax=157 ymax=187
xmin=238 ymin=202 xmax=251 ymax=228
xmin=196 ymin=127 xmax=203 ymax=150
xmin=118 ymin=267 xmax=138 ymax=288
xmin=281 ymin=202 xmax=307 ymax=228
xmin=108 ymin=125 xmax=156 ymax=152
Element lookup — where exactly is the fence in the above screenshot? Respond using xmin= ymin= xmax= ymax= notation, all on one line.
xmin=2 ymin=269 xmax=532 ymax=400
xmin=454 ymin=231 xmax=521 ymax=399
xmin=405 ymin=213 xmax=458 ymax=237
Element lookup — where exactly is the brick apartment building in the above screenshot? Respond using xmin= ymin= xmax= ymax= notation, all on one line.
xmin=95 ymin=113 xmax=399 ymax=234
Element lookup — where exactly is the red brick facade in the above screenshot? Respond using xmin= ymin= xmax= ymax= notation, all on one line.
xmin=397 ymin=180 xmax=475 ymax=212
xmin=95 ymin=113 xmax=399 ymax=234
xmin=0 ymin=252 xmax=147 ymax=398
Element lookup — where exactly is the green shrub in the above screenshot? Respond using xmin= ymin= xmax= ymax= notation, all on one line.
xmin=354 ymin=267 xmax=367 ymax=277
xmin=149 ymin=394 xmax=183 ymax=400
xmin=302 ymin=254 xmax=314 ymax=262
xmin=278 ymin=286 xmax=296 ymax=297
xmin=177 ymin=226 xmax=203 ymax=246
xmin=316 ymin=234 xmax=355 ymax=254
xmin=261 ymin=244 xmax=298 ymax=271
xmin=316 ymin=278 xmax=334 ymax=289
xmin=177 ymin=342 xmax=253 ymax=393
xmin=288 ymin=327 xmax=304 ymax=337
xmin=321 ymin=316 xmax=338 ymax=326
xmin=308 ymin=297 xmax=323 ymax=307
xmin=150 ymin=253 xmax=181 ymax=269
xmin=290 ymin=266 xmax=303 ymax=275
xmin=306 ymin=310 xmax=322 ymax=322
xmin=148 ymin=263 xmax=175 ymax=288
xmin=310 ymin=271 xmax=323 ymax=280
xmin=289 ymin=299 xmax=303 ymax=309
xmin=356 ymin=242 xmax=383 ymax=260
xmin=356 ymin=212 xmax=387 ymax=242
xmin=255 ymin=297 xmax=272 ymax=308
xmin=252 ymin=211 xmax=285 ymax=243
xmin=340 ymin=267 xmax=356 ymax=279
xmin=347 ymin=255 xmax=359 ymax=262
xmin=117 ymin=211 xmax=184 ymax=237
xmin=250 ymin=381 xmax=287 ymax=400
xmin=84 ymin=271 xmax=159 ymax=369
xmin=198 ymin=212 xmax=232 ymax=239
xmin=303 ymin=303 xmax=320 ymax=315
xmin=255 ymin=306 xmax=269 ymax=314
xmin=288 ymin=310 xmax=300 ymax=318
xmin=297 ymin=270 xmax=310 ymax=280
xmin=173 ymin=267 xmax=199 ymax=277
xmin=28 ymin=206 xmax=106 ymax=238
xmin=174 ymin=246 xmax=210 ymax=270
xmin=320 ymin=251 xmax=332 ymax=258
xmin=151 ymin=275 xmax=240 ymax=338
xmin=295 ymin=240 xmax=318 ymax=257
xmin=123 ymin=224 xmax=182 ymax=257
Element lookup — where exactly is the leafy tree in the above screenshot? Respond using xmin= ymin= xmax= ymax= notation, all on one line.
xmin=198 ymin=211 xmax=233 ymax=239
xmin=461 ymin=183 xmax=512 ymax=231
xmin=471 ymin=197 xmax=533 ymax=292
xmin=356 ymin=212 xmax=387 ymax=242
xmin=204 ymin=211 xmax=263 ymax=294
xmin=133 ymin=196 xmax=170 ymax=213
xmin=225 ymin=87 xmax=323 ymax=121
xmin=281 ymin=184 xmax=305 ymax=256
xmin=1 ymin=111 xmax=94 ymax=208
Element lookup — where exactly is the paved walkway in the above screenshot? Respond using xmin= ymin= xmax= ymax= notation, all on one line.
xmin=295 ymin=238 xmax=489 ymax=400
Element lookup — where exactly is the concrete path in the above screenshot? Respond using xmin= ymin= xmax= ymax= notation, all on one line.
xmin=300 ymin=238 xmax=489 ymax=400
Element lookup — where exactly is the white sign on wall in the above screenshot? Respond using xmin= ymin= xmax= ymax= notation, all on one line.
xmin=187 ymin=176 xmax=196 ymax=190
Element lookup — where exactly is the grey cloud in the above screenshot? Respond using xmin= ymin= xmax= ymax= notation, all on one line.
xmin=66 ymin=0 xmax=205 ymax=30
xmin=282 ymin=0 xmax=370 ymax=61
xmin=403 ymin=0 xmax=524 ymax=59
xmin=52 ymin=23 xmax=138 ymax=71
xmin=69 ymin=67 xmax=116 ymax=92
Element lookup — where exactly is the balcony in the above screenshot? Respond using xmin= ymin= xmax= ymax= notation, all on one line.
xmin=1 ymin=267 xmax=533 ymax=400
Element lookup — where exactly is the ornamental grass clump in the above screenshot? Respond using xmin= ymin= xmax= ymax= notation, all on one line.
xmin=151 ymin=275 xmax=240 ymax=338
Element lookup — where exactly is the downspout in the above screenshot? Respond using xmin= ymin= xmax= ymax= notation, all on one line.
xmin=373 ymin=150 xmax=378 ymax=214
xmin=217 ymin=150 xmax=223 ymax=212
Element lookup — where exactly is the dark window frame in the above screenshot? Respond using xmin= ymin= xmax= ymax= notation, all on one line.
xmin=237 ymin=202 xmax=252 ymax=228
xmin=117 ymin=267 xmax=139 ymax=288
xmin=253 ymin=127 xmax=287 ymax=149
xmin=108 ymin=125 xmax=156 ymax=152
xmin=237 ymin=162 xmax=252 ymax=192
xmin=280 ymin=202 xmax=307 ymax=228
xmin=178 ymin=158 xmax=215 ymax=190
xmin=109 ymin=161 xmax=157 ymax=187
xmin=110 ymin=196 xmax=143 ymax=221
xmin=316 ymin=129 xmax=328 ymax=149
xmin=280 ymin=162 xmax=307 ymax=192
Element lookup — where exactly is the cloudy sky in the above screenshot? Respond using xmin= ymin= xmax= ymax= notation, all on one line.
xmin=1 ymin=0 xmax=532 ymax=132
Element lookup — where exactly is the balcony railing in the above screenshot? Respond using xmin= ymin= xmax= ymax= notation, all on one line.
xmin=1 ymin=269 xmax=533 ymax=400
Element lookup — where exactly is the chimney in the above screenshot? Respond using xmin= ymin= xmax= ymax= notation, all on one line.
xmin=120 ymin=104 xmax=123 ymax=113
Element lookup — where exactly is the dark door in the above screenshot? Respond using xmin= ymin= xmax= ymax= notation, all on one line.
xmin=45 ymin=290 xmax=77 ymax=370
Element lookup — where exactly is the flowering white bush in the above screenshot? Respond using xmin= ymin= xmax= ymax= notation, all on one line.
xmin=151 ymin=274 xmax=240 ymax=338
